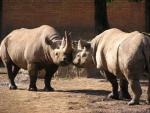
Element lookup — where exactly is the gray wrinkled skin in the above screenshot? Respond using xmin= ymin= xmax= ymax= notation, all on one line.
xmin=0 ymin=25 xmax=72 ymax=91
xmin=73 ymin=28 xmax=150 ymax=105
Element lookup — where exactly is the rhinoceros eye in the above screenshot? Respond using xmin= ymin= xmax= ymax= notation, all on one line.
xmin=55 ymin=52 xmax=58 ymax=56
xmin=77 ymin=54 xmax=80 ymax=57
xmin=82 ymin=53 xmax=86 ymax=57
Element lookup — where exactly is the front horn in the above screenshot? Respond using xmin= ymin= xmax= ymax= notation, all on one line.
xmin=63 ymin=31 xmax=72 ymax=53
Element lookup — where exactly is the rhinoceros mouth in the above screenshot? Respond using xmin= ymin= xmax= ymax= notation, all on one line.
xmin=59 ymin=61 xmax=70 ymax=66
xmin=73 ymin=63 xmax=84 ymax=68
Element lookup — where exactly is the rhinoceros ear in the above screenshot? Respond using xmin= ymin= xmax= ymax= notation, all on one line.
xmin=45 ymin=37 xmax=53 ymax=45
xmin=72 ymin=41 xmax=78 ymax=49
xmin=85 ymin=42 xmax=91 ymax=49
xmin=45 ymin=37 xmax=61 ymax=49
xmin=78 ymin=40 xmax=91 ymax=50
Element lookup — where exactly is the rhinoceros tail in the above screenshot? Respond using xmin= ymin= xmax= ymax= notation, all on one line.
xmin=142 ymin=38 xmax=150 ymax=75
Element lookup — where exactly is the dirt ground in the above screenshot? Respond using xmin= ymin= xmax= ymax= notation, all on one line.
xmin=0 ymin=72 xmax=150 ymax=113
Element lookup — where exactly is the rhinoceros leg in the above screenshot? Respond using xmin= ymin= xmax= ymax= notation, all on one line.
xmin=12 ymin=65 xmax=20 ymax=77
xmin=27 ymin=63 xmax=38 ymax=91
xmin=105 ymin=71 xmax=119 ymax=99
xmin=6 ymin=62 xmax=20 ymax=90
xmin=128 ymin=79 xmax=142 ymax=105
xmin=119 ymin=78 xmax=131 ymax=99
xmin=44 ymin=65 xmax=58 ymax=91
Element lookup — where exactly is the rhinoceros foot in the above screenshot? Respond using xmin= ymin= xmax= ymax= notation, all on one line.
xmin=44 ymin=86 xmax=54 ymax=92
xmin=9 ymin=85 xmax=17 ymax=90
xmin=108 ymin=92 xmax=119 ymax=99
xmin=119 ymin=92 xmax=131 ymax=100
xmin=128 ymin=99 xmax=139 ymax=105
xmin=28 ymin=87 xmax=37 ymax=91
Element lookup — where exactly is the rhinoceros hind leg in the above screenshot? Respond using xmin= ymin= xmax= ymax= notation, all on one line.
xmin=6 ymin=62 xmax=19 ymax=90
xmin=44 ymin=86 xmax=54 ymax=92
xmin=105 ymin=71 xmax=119 ymax=99
xmin=128 ymin=79 xmax=142 ymax=105
xmin=9 ymin=84 xmax=17 ymax=90
xmin=28 ymin=63 xmax=38 ymax=91
xmin=108 ymin=92 xmax=119 ymax=99
xmin=119 ymin=78 xmax=131 ymax=99
xmin=44 ymin=65 xmax=58 ymax=92
xmin=28 ymin=87 xmax=37 ymax=91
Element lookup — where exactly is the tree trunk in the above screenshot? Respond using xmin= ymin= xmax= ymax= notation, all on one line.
xmin=145 ymin=0 xmax=150 ymax=32
xmin=95 ymin=0 xmax=109 ymax=35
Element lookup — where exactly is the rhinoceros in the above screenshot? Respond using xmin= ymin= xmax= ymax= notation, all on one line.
xmin=73 ymin=28 xmax=150 ymax=105
xmin=0 ymin=25 xmax=72 ymax=91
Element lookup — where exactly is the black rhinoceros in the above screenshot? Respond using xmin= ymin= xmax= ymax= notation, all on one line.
xmin=73 ymin=28 xmax=150 ymax=105
xmin=0 ymin=25 xmax=72 ymax=91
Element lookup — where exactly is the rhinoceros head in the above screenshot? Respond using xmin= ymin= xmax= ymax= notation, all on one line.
xmin=48 ymin=31 xmax=73 ymax=66
xmin=73 ymin=40 xmax=94 ymax=68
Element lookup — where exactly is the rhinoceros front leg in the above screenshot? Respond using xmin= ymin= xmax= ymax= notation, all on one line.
xmin=44 ymin=65 xmax=58 ymax=91
xmin=6 ymin=62 xmax=20 ymax=90
xmin=27 ymin=63 xmax=38 ymax=91
xmin=128 ymin=79 xmax=142 ymax=105
xmin=119 ymin=78 xmax=131 ymax=99
xmin=105 ymin=71 xmax=119 ymax=99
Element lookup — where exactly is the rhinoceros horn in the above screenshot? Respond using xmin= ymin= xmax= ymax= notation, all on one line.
xmin=78 ymin=40 xmax=91 ymax=50
xmin=63 ymin=31 xmax=72 ymax=53
xmin=60 ymin=36 xmax=65 ymax=49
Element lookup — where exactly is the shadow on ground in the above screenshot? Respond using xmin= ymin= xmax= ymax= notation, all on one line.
xmin=57 ymin=89 xmax=110 ymax=96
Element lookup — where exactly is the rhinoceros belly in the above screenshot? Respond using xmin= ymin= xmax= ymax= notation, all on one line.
xmin=7 ymin=45 xmax=28 ymax=69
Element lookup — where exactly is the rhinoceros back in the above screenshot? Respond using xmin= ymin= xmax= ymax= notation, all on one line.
xmin=92 ymin=28 xmax=140 ymax=75
xmin=0 ymin=25 xmax=60 ymax=69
